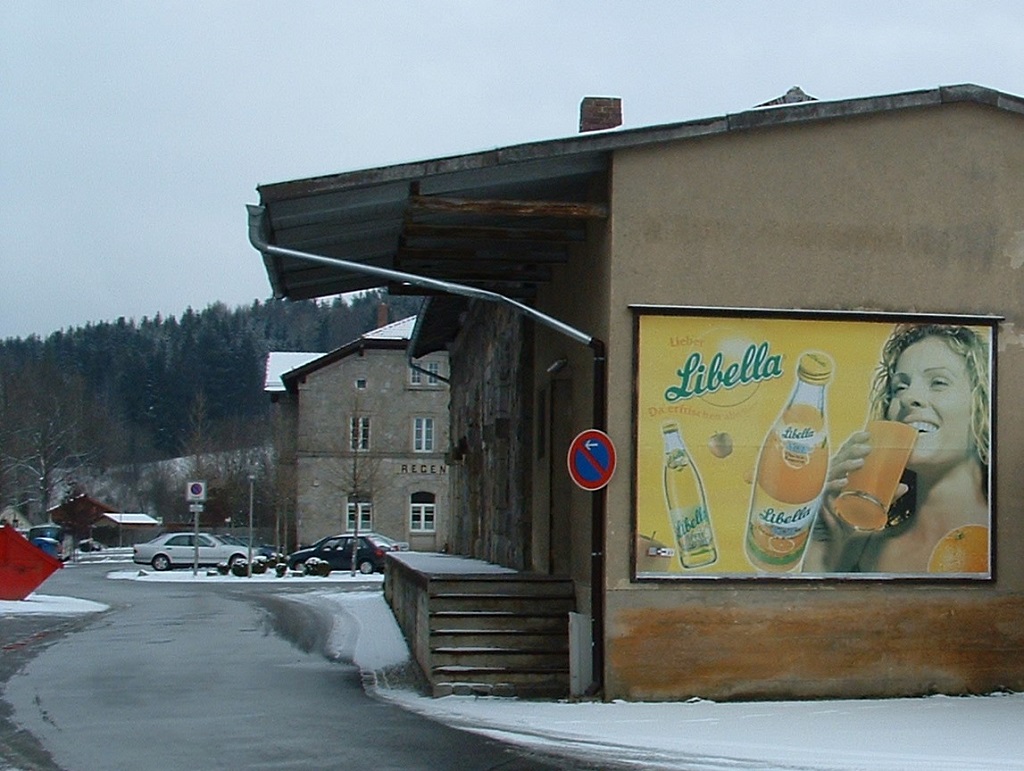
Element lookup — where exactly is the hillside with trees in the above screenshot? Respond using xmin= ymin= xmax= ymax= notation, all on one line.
xmin=0 ymin=290 xmax=421 ymax=533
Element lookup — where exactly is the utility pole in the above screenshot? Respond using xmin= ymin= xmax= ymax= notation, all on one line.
xmin=247 ymin=473 xmax=255 ymax=577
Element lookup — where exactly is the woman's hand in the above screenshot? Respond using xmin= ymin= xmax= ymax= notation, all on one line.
xmin=806 ymin=432 xmax=878 ymax=572
xmin=824 ymin=430 xmax=871 ymax=499
xmin=807 ymin=430 xmax=911 ymax=573
xmin=823 ymin=431 xmax=909 ymax=522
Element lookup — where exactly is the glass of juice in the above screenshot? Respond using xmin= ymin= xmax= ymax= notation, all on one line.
xmin=833 ymin=420 xmax=917 ymax=531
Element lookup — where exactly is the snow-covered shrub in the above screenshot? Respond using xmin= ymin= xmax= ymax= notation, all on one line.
xmin=305 ymin=557 xmax=331 ymax=577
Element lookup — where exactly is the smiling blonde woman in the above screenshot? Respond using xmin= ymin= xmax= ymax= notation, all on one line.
xmin=807 ymin=324 xmax=990 ymax=574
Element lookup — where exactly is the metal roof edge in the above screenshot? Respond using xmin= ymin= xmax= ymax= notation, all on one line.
xmin=255 ymin=84 xmax=1020 ymax=202
xmin=940 ymin=83 xmax=1024 ymax=116
xmin=727 ymin=86 xmax=941 ymax=131
xmin=726 ymin=84 xmax=1024 ymax=132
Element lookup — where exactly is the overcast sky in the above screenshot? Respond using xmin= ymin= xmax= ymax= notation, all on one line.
xmin=3 ymin=1 xmax=1023 ymax=340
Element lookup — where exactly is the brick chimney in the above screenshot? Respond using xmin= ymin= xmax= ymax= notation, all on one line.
xmin=376 ymin=302 xmax=388 ymax=328
xmin=579 ymin=96 xmax=622 ymax=133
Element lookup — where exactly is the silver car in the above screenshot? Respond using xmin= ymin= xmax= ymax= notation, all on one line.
xmin=133 ymin=532 xmax=249 ymax=571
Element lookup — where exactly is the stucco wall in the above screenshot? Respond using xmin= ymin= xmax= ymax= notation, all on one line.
xmin=596 ymin=102 xmax=1024 ymax=700
xmin=525 ymin=186 xmax=615 ymax=599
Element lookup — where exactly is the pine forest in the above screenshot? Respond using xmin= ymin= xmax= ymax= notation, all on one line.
xmin=0 ymin=290 xmax=422 ymax=535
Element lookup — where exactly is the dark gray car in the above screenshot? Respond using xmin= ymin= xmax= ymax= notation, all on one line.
xmin=286 ymin=532 xmax=405 ymax=573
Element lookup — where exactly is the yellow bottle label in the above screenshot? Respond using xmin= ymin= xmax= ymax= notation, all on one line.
xmin=746 ymin=487 xmax=820 ymax=570
xmin=669 ymin=503 xmax=716 ymax=567
xmin=663 ymin=447 xmax=717 ymax=569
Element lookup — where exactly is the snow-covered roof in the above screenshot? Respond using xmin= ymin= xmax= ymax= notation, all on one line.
xmin=267 ymin=316 xmax=420 ymax=394
xmin=264 ymin=318 xmax=415 ymax=393
xmin=264 ymin=351 xmax=323 ymax=392
xmin=101 ymin=512 xmax=160 ymax=526
xmin=362 ymin=315 xmax=415 ymax=341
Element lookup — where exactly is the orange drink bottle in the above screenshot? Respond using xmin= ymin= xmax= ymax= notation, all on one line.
xmin=745 ymin=351 xmax=833 ymax=572
xmin=662 ymin=422 xmax=717 ymax=569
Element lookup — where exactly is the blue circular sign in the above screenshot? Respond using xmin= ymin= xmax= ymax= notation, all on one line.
xmin=567 ymin=429 xmax=617 ymax=491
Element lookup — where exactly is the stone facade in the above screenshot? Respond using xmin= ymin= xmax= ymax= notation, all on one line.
xmin=270 ymin=322 xmax=450 ymax=550
xmin=447 ymin=302 xmax=534 ymax=569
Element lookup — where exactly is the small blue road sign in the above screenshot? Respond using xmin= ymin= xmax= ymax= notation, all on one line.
xmin=186 ymin=480 xmax=207 ymax=503
xmin=567 ymin=429 xmax=617 ymax=491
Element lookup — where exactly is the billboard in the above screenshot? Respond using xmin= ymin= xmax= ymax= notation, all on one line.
xmin=633 ymin=308 xmax=995 ymax=580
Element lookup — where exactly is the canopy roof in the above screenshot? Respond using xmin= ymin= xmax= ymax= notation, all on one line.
xmin=248 ymin=84 xmax=1024 ymax=355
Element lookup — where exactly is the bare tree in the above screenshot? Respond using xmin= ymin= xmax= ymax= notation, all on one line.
xmin=0 ymin=359 xmax=93 ymax=520
xmin=314 ymin=390 xmax=386 ymax=573
xmin=266 ymin=447 xmax=294 ymax=553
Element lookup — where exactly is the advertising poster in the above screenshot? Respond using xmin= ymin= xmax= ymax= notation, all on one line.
xmin=633 ymin=309 xmax=994 ymax=580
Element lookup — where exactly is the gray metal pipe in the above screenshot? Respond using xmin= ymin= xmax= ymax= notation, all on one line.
xmin=246 ymin=205 xmax=594 ymax=347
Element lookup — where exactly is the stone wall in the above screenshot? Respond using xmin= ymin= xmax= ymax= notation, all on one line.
xmin=289 ymin=345 xmax=450 ymax=547
xmin=447 ymin=302 xmax=534 ymax=569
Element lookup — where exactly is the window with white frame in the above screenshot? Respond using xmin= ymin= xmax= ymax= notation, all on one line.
xmin=350 ymin=416 xmax=370 ymax=451
xmin=413 ymin=417 xmax=434 ymax=452
xmin=410 ymin=360 xmax=441 ymax=385
xmin=410 ymin=492 xmax=436 ymax=532
xmin=346 ymin=500 xmax=373 ymax=532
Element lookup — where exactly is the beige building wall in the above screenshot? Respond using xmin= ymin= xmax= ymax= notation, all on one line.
xmin=292 ymin=347 xmax=450 ymax=549
xmin=532 ymin=218 xmax=613 ymax=611
xmin=537 ymin=101 xmax=1024 ymax=700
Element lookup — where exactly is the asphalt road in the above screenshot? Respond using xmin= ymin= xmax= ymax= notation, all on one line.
xmin=0 ymin=562 xmax=604 ymax=771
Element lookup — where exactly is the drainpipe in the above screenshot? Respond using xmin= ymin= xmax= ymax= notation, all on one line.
xmin=589 ymin=338 xmax=606 ymax=696
xmin=247 ymin=203 xmax=607 ymax=695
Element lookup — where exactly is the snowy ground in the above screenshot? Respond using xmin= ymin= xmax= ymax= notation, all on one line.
xmin=3 ymin=558 xmax=1024 ymax=771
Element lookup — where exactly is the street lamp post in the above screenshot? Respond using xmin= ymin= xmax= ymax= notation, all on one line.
xmin=247 ymin=474 xmax=255 ymax=577
xmin=274 ymin=508 xmax=281 ymax=559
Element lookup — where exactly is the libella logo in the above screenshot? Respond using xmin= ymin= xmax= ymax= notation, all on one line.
xmin=664 ymin=334 xmax=784 ymax=407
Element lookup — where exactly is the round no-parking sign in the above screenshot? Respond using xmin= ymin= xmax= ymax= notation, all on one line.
xmin=566 ymin=429 xmax=617 ymax=491
xmin=186 ymin=480 xmax=207 ymax=502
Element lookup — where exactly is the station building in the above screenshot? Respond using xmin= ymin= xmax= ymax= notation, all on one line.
xmin=265 ymin=315 xmax=450 ymax=551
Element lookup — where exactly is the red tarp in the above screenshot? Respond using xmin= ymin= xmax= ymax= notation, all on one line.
xmin=0 ymin=524 xmax=63 ymax=601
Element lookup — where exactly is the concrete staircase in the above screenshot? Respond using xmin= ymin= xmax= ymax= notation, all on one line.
xmin=426 ymin=575 xmax=575 ymax=698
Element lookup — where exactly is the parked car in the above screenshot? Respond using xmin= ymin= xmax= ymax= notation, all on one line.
xmin=27 ymin=523 xmax=69 ymax=562
xmin=213 ymin=533 xmax=277 ymax=559
xmin=287 ymin=532 xmax=408 ymax=574
xmin=133 ymin=532 xmax=249 ymax=571
xmin=77 ymin=538 xmax=105 ymax=553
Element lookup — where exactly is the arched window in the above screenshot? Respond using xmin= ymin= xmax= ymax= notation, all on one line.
xmin=409 ymin=491 xmax=436 ymax=532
